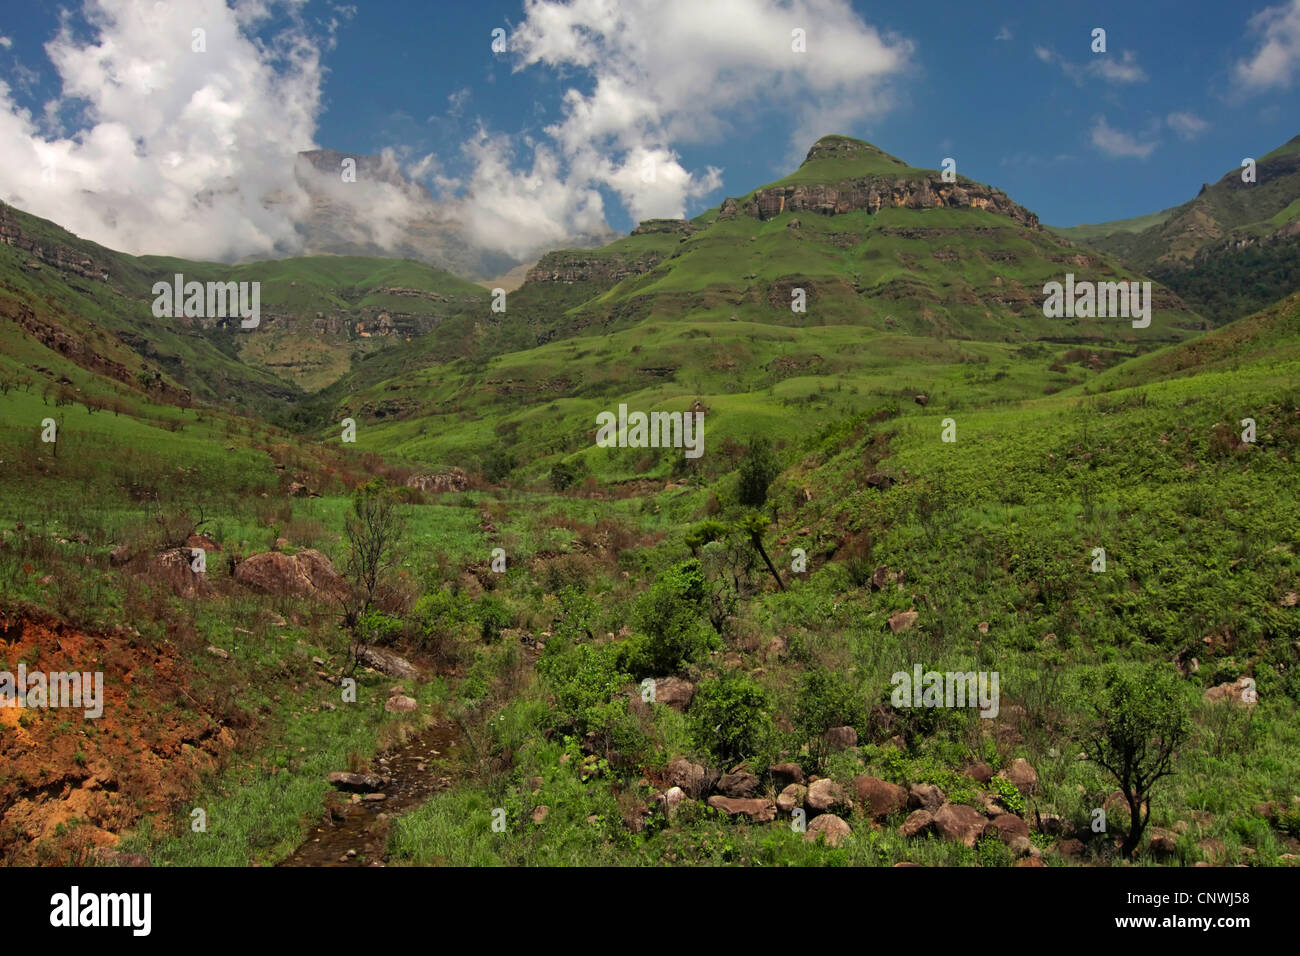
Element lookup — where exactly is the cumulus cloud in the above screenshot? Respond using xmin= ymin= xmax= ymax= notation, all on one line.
xmin=1166 ymin=111 xmax=1209 ymax=140
xmin=1089 ymin=116 xmax=1159 ymax=159
xmin=0 ymin=0 xmax=323 ymax=261
xmin=1235 ymin=0 xmax=1300 ymax=89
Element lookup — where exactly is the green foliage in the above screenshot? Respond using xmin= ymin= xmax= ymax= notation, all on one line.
xmin=989 ymin=775 xmax=1026 ymax=816
xmin=689 ymin=671 xmax=772 ymax=765
xmin=549 ymin=457 xmax=586 ymax=491
xmin=618 ymin=560 xmax=720 ymax=678
xmin=794 ymin=668 xmax=865 ymax=738
xmin=737 ymin=437 xmax=781 ymax=508
xmin=537 ymin=643 xmax=631 ymax=738
xmin=474 ymin=595 xmax=513 ymax=643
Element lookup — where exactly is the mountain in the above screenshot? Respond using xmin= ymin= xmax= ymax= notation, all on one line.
xmin=0 ymin=199 xmax=489 ymax=402
xmin=1053 ymin=135 xmax=1300 ymax=324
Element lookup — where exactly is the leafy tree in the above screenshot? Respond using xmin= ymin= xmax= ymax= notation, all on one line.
xmin=618 ymin=560 xmax=719 ymax=677
xmin=737 ymin=436 xmax=780 ymax=507
xmin=1077 ymin=664 xmax=1191 ymax=857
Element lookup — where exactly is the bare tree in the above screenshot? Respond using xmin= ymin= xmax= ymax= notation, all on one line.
xmin=339 ymin=479 xmax=406 ymax=670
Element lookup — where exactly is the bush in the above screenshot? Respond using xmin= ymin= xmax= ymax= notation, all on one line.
xmin=795 ymin=668 xmax=865 ymax=739
xmin=617 ymin=560 xmax=720 ymax=678
xmin=474 ymin=595 xmax=514 ymax=642
xmin=550 ymin=458 xmax=585 ymax=491
xmin=689 ymin=672 xmax=772 ymax=765
xmin=537 ymin=642 xmax=631 ymax=737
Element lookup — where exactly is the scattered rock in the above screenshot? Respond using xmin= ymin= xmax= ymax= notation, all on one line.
xmin=899 ymin=809 xmax=934 ymax=838
xmin=822 ymin=726 xmax=858 ymax=751
xmin=716 ymin=772 xmax=761 ymax=799
xmin=998 ymin=758 xmax=1038 ymax=797
xmin=908 ymin=783 xmax=946 ymax=813
xmin=707 ymin=796 xmax=776 ymax=823
xmin=358 ymin=646 xmax=420 ymax=681
xmin=384 ymin=695 xmax=417 ymax=713
xmin=931 ymin=803 xmax=988 ymax=847
xmin=531 ymin=805 xmax=549 ymax=823
xmin=771 ymin=762 xmax=805 ymax=788
xmin=854 ymin=775 xmax=907 ymax=820
xmin=1148 ymin=827 xmax=1178 ymax=856
xmin=776 ymin=784 xmax=807 ymax=814
xmin=327 ymin=771 xmax=385 ymax=792
xmin=1203 ymin=677 xmax=1257 ymax=707
xmin=985 ymin=813 xmax=1031 ymax=846
xmin=964 ymin=762 xmax=993 ymax=784
xmin=205 ymin=645 xmax=230 ymax=660
xmin=804 ymin=813 xmax=851 ymax=847
xmin=234 ymin=549 xmax=347 ymax=601
xmin=806 ymin=778 xmax=851 ymax=814
xmin=653 ymin=676 xmax=696 ymax=711
xmin=665 ymin=757 xmax=709 ymax=798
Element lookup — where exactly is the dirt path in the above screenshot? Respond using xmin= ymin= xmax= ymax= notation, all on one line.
xmin=279 ymin=718 xmax=460 ymax=867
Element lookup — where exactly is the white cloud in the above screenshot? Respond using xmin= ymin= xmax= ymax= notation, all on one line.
xmin=0 ymin=36 xmax=13 ymax=49
xmin=1166 ymin=111 xmax=1209 ymax=140
xmin=995 ymin=26 xmax=1012 ymax=42
xmin=1235 ymin=0 xmax=1300 ymax=89
xmin=0 ymin=0 xmax=322 ymax=261
xmin=1090 ymin=116 xmax=1158 ymax=159
xmin=1035 ymin=46 xmax=1147 ymax=84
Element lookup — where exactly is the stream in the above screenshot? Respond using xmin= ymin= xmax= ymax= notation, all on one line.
xmin=279 ymin=718 xmax=461 ymax=867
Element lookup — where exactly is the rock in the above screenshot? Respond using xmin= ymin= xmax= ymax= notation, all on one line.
xmin=914 ymin=394 xmax=928 ymax=406
xmin=907 ymin=783 xmax=945 ymax=813
xmin=148 ymin=548 xmax=211 ymax=598
xmin=363 ymin=793 xmax=386 ymax=802
xmin=964 ymin=762 xmax=993 ymax=784
xmin=654 ymin=786 xmax=687 ymax=814
xmin=531 ymin=805 xmax=549 ymax=823
xmin=822 ymin=726 xmax=858 ymax=751
xmin=1203 ymin=677 xmax=1257 ymax=707
xmin=776 ymin=784 xmax=807 ymax=814
xmin=1282 ymin=591 xmax=1298 ymax=607
xmin=665 ymin=757 xmax=708 ymax=798
xmin=806 ymin=778 xmax=851 ymax=814
xmin=870 ymin=565 xmax=893 ymax=590
xmin=931 ymin=803 xmax=988 ymax=847
xmin=707 ymin=796 xmax=776 ymax=823
xmin=185 ymin=533 xmax=221 ymax=552
xmin=384 ymin=695 xmax=417 ymax=713
xmin=888 ymin=610 xmax=919 ymax=633
xmin=406 ymin=468 xmax=471 ymax=493
xmin=866 ymin=472 xmax=896 ymax=490
xmin=652 ymin=676 xmax=696 ymax=711
xmin=327 ymin=771 xmax=385 ymax=792
xmin=854 ymin=776 xmax=908 ymax=819
xmin=716 ymin=772 xmax=761 ymax=798
xmin=977 ymin=621 xmax=989 ymax=635
xmin=1057 ymin=838 xmax=1086 ymax=861
xmin=1015 ymin=857 xmax=1047 ymax=867
xmin=273 ymin=537 xmax=289 ymax=551
xmin=998 ymin=758 xmax=1038 ymax=797
xmin=109 ymin=545 xmax=132 ymax=566
xmin=357 ymin=646 xmax=420 ymax=681
xmin=899 ymin=809 xmax=934 ymax=838
xmin=205 ymin=645 xmax=230 ymax=660
xmin=1198 ymin=837 xmax=1226 ymax=864
xmin=234 ymin=549 xmax=347 ymax=601
xmin=771 ymin=762 xmax=805 ymax=788
xmin=1148 ymin=828 xmax=1178 ymax=856
xmin=804 ymin=813 xmax=851 ymax=847
xmin=985 ymin=813 xmax=1031 ymax=846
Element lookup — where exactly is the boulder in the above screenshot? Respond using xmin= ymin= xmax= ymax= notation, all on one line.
xmin=931 ymin=803 xmax=988 ymax=847
xmin=804 ymin=813 xmax=851 ymax=847
xmin=654 ymin=786 xmax=687 ymax=814
xmin=899 ymin=809 xmax=934 ymax=838
xmin=234 ymin=549 xmax=347 ymax=601
xmin=822 ymin=726 xmax=858 ymax=751
xmin=854 ymin=775 xmax=907 ymax=820
xmin=1148 ymin=827 xmax=1178 ymax=856
xmin=357 ymin=646 xmax=420 ymax=681
xmin=707 ymin=796 xmax=776 ymax=823
xmin=1203 ymin=677 xmax=1257 ymax=708
xmin=985 ymin=813 xmax=1031 ymax=846
xmin=716 ymin=772 xmax=761 ymax=799
xmin=384 ymin=695 xmax=417 ymax=713
xmin=998 ymin=758 xmax=1038 ymax=797
xmin=665 ymin=757 xmax=708 ymax=798
xmin=806 ymin=778 xmax=851 ymax=814
xmin=771 ymin=762 xmax=805 ymax=788
xmin=907 ymin=783 xmax=945 ymax=812
xmin=653 ymin=676 xmax=696 ymax=711
xmin=964 ymin=762 xmax=994 ymax=784
xmin=776 ymin=784 xmax=807 ymax=814
xmin=148 ymin=548 xmax=211 ymax=598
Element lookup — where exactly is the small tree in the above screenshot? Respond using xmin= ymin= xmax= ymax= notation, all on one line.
xmin=340 ymin=479 xmax=407 ymax=669
xmin=737 ymin=437 xmax=780 ymax=507
xmin=1077 ymin=664 xmax=1191 ymax=857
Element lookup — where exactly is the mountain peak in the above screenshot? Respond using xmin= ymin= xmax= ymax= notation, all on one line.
xmin=800 ymin=135 xmax=909 ymax=171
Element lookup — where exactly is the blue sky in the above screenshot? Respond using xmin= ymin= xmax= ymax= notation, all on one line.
xmin=1 ymin=0 xmax=1297 ymax=264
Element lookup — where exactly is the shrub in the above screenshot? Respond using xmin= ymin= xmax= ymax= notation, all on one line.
xmin=794 ymin=668 xmax=866 ymax=740
xmin=475 ymin=595 xmax=514 ymax=643
xmin=617 ymin=560 xmax=720 ymax=677
xmin=689 ymin=672 xmax=772 ymax=765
